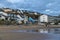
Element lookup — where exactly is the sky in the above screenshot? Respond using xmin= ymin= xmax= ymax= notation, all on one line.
xmin=0 ymin=0 xmax=60 ymax=16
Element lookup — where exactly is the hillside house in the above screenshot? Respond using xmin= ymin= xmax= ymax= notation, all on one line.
xmin=23 ymin=11 xmax=41 ymax=24
xmin=0 ymin=12 xmax=7 ymax=20
xmin=0 ymin=8 xmax=24 ymax=24
xmin=39 ymin=14 xmax=56 ymax=23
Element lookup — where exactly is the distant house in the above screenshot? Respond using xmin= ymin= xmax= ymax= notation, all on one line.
xmin=8 ymin=12 xmax=24 ymax=23
xmin=0 ymin=12 xmax=7 ymax=20
xmin=23 ymin=11 xmax=41 ymax=24
xmin=39 ymin=15 xmax=48 ymax=23
xmin=0 ymin=8 xmax=24 ymax=24
xmin=39 ymin=14 xmax=55 ymax=23
xmin=0 ymin=15 xmax=5 ymax=20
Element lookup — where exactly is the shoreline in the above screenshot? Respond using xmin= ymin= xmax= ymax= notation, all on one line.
xmin=0 ymin=25 xmax=60 ymax=31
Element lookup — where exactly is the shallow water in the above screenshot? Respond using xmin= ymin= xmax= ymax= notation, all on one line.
xmin=11 ymin=30 xmax=37 ymax=32
xmin=3 ymin=28 xmax=60 ymax=34
xmin=38 ymin=28 xmax=60 ymax=34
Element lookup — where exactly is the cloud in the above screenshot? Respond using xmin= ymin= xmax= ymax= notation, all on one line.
xmin=0 ymin=0 xmax=60 ymax=16
xmin=6 ymin=0 xmax=25 ymax=3
xmin=46 ymin=3 xmax=53 ymax=7
xmin=45 ymin=9 xmax=50 ymax=12
xmin=0 ymin=3 xmax=6 ymax=8
xmin=6 ymin=0 xmax=45 ymax=9
xmin=43 ymin=9 xmax=60 ymax=16
xmin=44 ymin=1 xmax=60 ymax=16
xmin=46 ymin=1 xmax=60 ymax=10
xmin=46 ymin=2 xmax=57 ymax=7
xmin=43 ymin=9 xmax=53 ymax=14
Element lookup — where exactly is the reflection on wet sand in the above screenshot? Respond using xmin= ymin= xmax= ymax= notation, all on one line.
xmin=0 ymin=25 xmax=60 ymax=40
xmin=0 ymin=32 xmax=60 ymax=40
xmin=1 ymin=28 xmax=60 ymax=34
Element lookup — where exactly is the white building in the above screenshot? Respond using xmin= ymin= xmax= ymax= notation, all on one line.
xmin=0 ymin=12 xmax=7 ymax=20
xmin=0 ymin=11 xmax=24 ymax=24
xmin=40 ymin=15 xmax=48 ymax=22
xmin=39 ymin=14 xmax=55 ymax=23
xmin=0 ymin=15 xmax=5 ymax=20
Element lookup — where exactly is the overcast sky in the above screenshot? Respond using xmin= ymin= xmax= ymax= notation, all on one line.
xmin=0 ymin=0 xmax=60 ymax=16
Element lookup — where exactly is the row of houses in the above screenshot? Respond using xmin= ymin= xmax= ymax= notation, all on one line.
xmin=0 ymin=8 xmax=24 ymax=24
xmin=0 ymin=8 xmax=60 ymax=25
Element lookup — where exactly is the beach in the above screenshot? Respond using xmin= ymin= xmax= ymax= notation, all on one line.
xmin=0 ymin=25 xmax=60 ymax=31
xmin=0 ymin=32 xmax=59 ymax=40
xmin=0 ymin=25 xmax=59 ymax=40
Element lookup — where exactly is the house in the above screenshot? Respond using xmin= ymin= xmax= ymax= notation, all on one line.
xmin=0 ymin=12 xmax=7 ymax=20
xmin=39 ymin=14 xmax=55 ymax=23
xmin=0 ymin=14 xmax=5 ymax=20
xmin=7 ymin=10 xmax=24 ymax=24
xmin=39 ymin=15 xmax=48 ymax=23
xmin=0 ymin=8 xmax=24 ymax=24
xmin=23 ymin=11 xmax=41 ymax=24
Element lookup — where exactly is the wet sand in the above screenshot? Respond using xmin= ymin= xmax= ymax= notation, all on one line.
xmin=0 ymin=25 xmax=60 ymax=31
xmin=0 ymin=32 xmax=60 ymax=40
xmin=0 ymin=25 xmax=60 ymax=40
